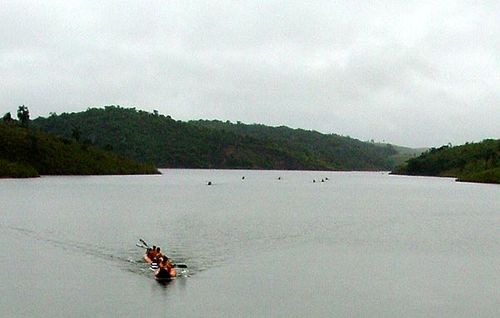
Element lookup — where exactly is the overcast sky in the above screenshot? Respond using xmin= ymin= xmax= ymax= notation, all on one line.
xmin=1 ymin=1 xmax=499 ymax=147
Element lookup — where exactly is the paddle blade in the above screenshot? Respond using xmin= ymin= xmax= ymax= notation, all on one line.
xmin=139 ymin=238 xmax=149 ymax=247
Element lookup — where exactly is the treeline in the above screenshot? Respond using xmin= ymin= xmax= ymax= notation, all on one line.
xmin=190 ymin=119 xmax=398 ymax=170
xmin=392 ymin=139 xmax=500 ymax=184
xmin=32 ymin=106 xmax=398 ymax=171
xmin=0 ymin=113 xmax=159 ymax=178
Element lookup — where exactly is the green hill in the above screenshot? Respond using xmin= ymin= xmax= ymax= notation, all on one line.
xmin=32 ymin=106 xmax=399 ymax=171
xmin=190 ymin=119 xmax=398 ymax=170
xmin=0 ymin=121 xmax=159 ymax=178
xmin=392 ymin=139 xmax=500 ymax=184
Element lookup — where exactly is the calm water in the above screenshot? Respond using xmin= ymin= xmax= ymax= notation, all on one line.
xmin=1 ymin=170 xmax=499 ymax=317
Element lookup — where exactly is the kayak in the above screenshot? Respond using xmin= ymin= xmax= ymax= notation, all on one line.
xmin=143 ymin=252 xmax=177 ymax=279
xmin=151 ymin=263 xmax=176 ymax=280
xmin=137 ymin=239 xmax=185 ymax=280
xmin=155 ymin=267 xmax=175 ymax=281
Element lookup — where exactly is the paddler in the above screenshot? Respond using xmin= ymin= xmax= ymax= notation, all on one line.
xmin=142 ymin=243 xmax=177 ymax=277
xmin=144 ymin=245 xmax=164 ymax=262
xmin=144 ymin=246 xmax=159 ymax=261
xmin=155 ymin=257 xmax=176 ymax=280
xmin=166 ymin=257 xmax=176 ymax=277
xmin=144 ymin=248 xmax=154 ymax=263
xmin=150 ymin=255 xmax=160 ymax=270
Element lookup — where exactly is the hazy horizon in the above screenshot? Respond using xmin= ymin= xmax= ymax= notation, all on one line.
xmin=1 ymin=1 xmax=499 ymax=148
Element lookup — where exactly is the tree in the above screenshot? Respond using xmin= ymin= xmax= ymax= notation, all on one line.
xmin=17 ymin=105 xmax=30 ymax=127
xmin=71 ymin=127 xmax=81 ymax=142
xmin=2 ymin=112 xmax=12 ymax=122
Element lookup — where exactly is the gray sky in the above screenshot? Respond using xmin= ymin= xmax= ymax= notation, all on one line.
xmin=1 ymin=1 xmax=499 ymax=147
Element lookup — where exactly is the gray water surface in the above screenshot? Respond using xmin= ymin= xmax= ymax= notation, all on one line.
xmin=1 ymin=170 xmax=499 ymax=317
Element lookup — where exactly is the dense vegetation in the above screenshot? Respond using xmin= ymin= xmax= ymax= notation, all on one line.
xmin=0 ymin=119 xmax=159 ymax=178
xmin=33 ymin=106 xmax=399 ymax=171
xmin=0 ymin=158 xmax=39 ymax=178
xmin=392 ymin=139 xmax=500 ymax=184
xmin=191 ymin=119 xmax=398 ymax=170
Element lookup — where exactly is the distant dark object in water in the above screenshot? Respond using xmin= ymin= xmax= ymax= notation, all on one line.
xmin=321 ymin=179 xmax=324 ymax=182
xmin=242 ymin=176 xmax=245 ymax=180
xmin=325 ymin=177 xmax=329 ymax=181
xmin=207 ymin=181 xmax=212 ymax=185
xmin=313 ymin=179 xmax=316 ymax=183
xmin=278 ymin=177 xmax=281 ymax=180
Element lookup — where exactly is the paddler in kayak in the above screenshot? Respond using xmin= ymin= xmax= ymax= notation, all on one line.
xmin=155 ymin=257 xmax=176 ymax=280
xmin=144 ymin=246 xmax=162 ymax=263
xmin=143 ymin=248 xmax=154 ymax=263
xmin=143 ymin=246 xmax=176 ymax=278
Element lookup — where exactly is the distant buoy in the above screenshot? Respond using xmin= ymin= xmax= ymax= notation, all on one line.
xmin=278 ymin=177 xmax=281 ymax=180
xmin=242 ymin=176 xmax=245 ymax=180
xmin=321 ymin=179 xmax=324 ymax=182
xmin=325 ymin=177 xmax=329 ymax=181
xmin=313 ymin=179 xmax=316 ymax=183
xmin=207 ymin=181 xmax=212 ymax=186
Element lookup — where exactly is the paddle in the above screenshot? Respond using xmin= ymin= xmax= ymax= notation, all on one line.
xmin=136 ymin=239 xmax=188 ymax=269
xmin=139 ymin=238 xmax=149 ymax=248
xmin=136 ymin=242 xmax=148 ymax=249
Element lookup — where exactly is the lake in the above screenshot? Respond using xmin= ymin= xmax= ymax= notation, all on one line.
xmin=1 ymin=169 xmax=498 ymax=317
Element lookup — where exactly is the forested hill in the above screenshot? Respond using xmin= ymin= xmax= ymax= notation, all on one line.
xmin=0 ymin=121 xmax=159 ymax=178
xmin=392 ymin=139 xmax=500 ymax=184
xmin=190 ymin=119 xmax=397 ymax=170
xmin=32 ymin=106 xmax=398 ymax=170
